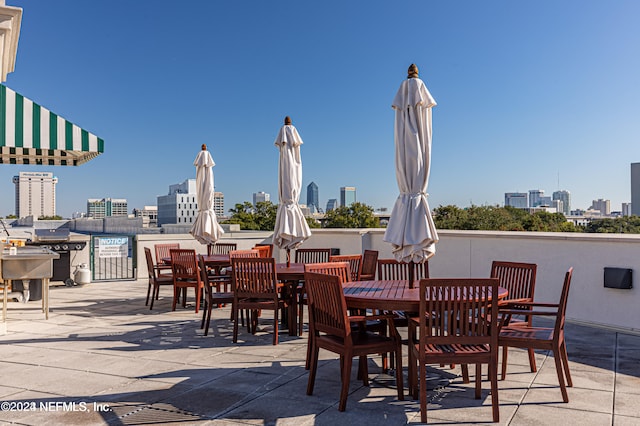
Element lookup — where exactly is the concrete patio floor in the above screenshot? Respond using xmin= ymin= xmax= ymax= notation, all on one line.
xmin=1 ymin=279 xmax=639 ymax=425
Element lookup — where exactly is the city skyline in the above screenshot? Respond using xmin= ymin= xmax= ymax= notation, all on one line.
xmin=0 ymin=2 xmax=638 ymax=218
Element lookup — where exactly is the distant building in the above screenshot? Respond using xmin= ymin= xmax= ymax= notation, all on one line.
xmin=632 ymin=163 xmax=640 ymax=216
xmin=326 ymin=199 xmax=338 ymax=211
xmin=504 ymin=192 xmax=528 ymax=209
xmin=552 ymin=190 xmax=571 ymax=216
xmin=87 ymin=198 xmax=128 ymax=219
xmin=591 ymin=199 xmax=611 ymax=215
xmin=622 ymin=202 xmax=632 ymax=217
xmin=133 ymin=205 xmax=158 ymax=227
xmin=528 ymin=189 xmax=544 ymax=208
xmin=340 ymin=186 xmax=356 ymax=207
xmin=253 ymin=191 xmax=270 ymax=206
xmin=13 ymin=171 xmax=57 ymax=218
xmin=157 ymin=179 xmax=197 ymax=226
xmin=307 ymin=182 xmax=319 ymax=213
xmin=214 ymin=192 xmax=224 ymax=218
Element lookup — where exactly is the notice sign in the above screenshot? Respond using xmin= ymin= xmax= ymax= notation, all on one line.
xmin=97 ymin=237 xmax=128 ymax=258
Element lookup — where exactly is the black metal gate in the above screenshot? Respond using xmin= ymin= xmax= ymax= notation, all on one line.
xmin=90 ymin=235 xmax=136 ymax=281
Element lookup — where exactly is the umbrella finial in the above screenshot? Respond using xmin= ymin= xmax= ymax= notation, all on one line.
xmin=408 ymin=64 xmax=419 ymax=79
xmin=201 ymin=143 xmax=207 ymax=151
xmin=284 ymin=116 xmax=292 ymax=125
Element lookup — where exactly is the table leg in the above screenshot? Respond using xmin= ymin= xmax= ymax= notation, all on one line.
xmin=2 ymin=279 xmax=7 ymax=322
xmin=43 ymin=278 xmax=49 ymax=320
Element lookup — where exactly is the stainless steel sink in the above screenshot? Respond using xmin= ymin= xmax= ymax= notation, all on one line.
xmin=0 ymin=246 xmax=60 ymax=280
xmin=1 ymin=247 xmax=60 ymax=321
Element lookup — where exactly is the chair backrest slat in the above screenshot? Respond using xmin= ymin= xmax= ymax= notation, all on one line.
xmin=378 ymin=259 xmax=429 ymax=281
xmin=419 ymin=278 xmax=499 ymax=347
xmin=232 ymin=257 xmax=278 ymax=298
xmin=329 ymin=254 xmax=362 ymax=282
xmin=295 ymin=248 xmax=331 ymax=264
xmin=144 ymin=247 xmax=155 ymax=280
xmin=304 ymin=262 xmax=351 ymax=284
xmin=229 ymin=249 xmax=260 ymax=259
xmin=209 ymin=243 xmax=238 ymax=255
xmin=155 ymin=243 xmax=180 ymax=265
xmin=555 ymin=268 xmax=573 ymax=337
xmin=490 ymin=261 xmax=537 ymax=302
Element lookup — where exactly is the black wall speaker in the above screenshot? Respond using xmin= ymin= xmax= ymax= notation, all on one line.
xmin=604 ymin=267 xmax=633 ymax=289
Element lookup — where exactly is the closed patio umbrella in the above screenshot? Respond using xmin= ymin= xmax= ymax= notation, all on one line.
xmin=383 ymin=64 xmax=438 ymax=286
xmin=190 ymin=144 xmax=224 ymax=247
xmin=273 ymin=116 xmax=311 ymax=265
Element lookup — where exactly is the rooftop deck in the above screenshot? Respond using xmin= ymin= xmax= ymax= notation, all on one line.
xmin=1 ymin=279 xmax=639 ymax=425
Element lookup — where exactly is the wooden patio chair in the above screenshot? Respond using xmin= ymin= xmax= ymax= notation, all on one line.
xmin=301 ymin=262 xmax=351 ymax=364
xmin=409 ymin=278 xmax=500 ymax=423
xmin=330 ymin=254 xmax=363 ymax=282
xmin=492 ymin=261 xmax=538 ymax=372
xmin=231 ymin=257 xmax=285 ymax=345
xmin=154 ymin=243 xmax=179 ymax=272
xmin=499 ymin=268 xmax=574 ymax=402
xmin=359 ymin=249 xmax=379 ymax=280
xmin=144 ymin=247 xmax=173 ymax=310
xmin=198 ymin=255 xmax=234 ymax=336
xmin=253 ymin=244 xmax=273 ymax=258
xmin=295 ymin=248 xmax=331 ymax=264
xmin=462 ymin=260 xmax=539 ymax=382
xmin=208 ymin=242 xmax=237 ymax=255
xmin=170 ymin=249 xmax=204 ymax=313
xmin=304 ymin=271 xmax=404 ymax=412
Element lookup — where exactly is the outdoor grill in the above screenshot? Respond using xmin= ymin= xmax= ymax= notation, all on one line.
xmin=27 ymin=228 xmax=86 ymax=285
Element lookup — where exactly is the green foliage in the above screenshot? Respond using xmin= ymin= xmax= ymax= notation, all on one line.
xmin=223 ymin=201 xmax=276 ymax=231
xmin=306 ymin=216 xmax=321 ymax=229
xmin=584 ymin=216 xmax=640 ymax=233
xmin=433 ymin=205 xmax=581 ymax=232
xmin=323 ymin=202 xmax=380 ymax=228
xmin=39 ymin=215 xmax=64 ymax=220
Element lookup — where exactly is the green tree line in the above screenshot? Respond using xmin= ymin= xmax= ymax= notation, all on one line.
xmin=223 ymin=201 xmax=640 ymax=234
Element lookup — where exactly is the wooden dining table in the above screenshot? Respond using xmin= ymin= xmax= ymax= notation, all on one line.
xmin=343 ymin=280 xmax=509 ymax=312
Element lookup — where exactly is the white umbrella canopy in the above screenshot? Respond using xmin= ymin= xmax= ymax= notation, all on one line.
xmin=273 ymin=117 xmax=311 ymax=259
xmin=190 ymin=144 xmax=224 ymax=245
xmin=383 ymin=64 xmax=439 ymax=264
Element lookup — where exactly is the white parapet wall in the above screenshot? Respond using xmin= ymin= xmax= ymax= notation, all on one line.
xmin=135 ymin=228 xmax=640 ymax=333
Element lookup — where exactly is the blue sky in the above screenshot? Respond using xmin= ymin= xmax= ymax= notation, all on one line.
xmin=1 ymin=0 xmax=639 ymax=218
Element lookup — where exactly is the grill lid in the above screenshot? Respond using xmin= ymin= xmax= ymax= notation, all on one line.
xmin=34 ymin=228 xmax=70 ymax=242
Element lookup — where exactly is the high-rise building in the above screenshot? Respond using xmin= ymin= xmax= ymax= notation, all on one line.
xmin=157 ymin=179 xmax=198 ymax=226
xmin=552 ymin=190 xmax=571 ymax=216
xmin=631 ymin=163 xmax=640 ymax=216
xmin=214 ymin=192 xmax=225 ymax=218
xmin=326 ymin=199 xmax=338 ymax=211
xmin=504 ymin=192 xmax=528 ymax=209
xmin=591 ymin=199 xmax=611 ymax=215
xmin=12 ymin=171 xmax=57 ymax=218
xmin=306 ymin=182 xmax=319 ymax=213
xmin=253 ymin=191 xmax=270 ymax=206
xmin=528 ymin=189 xmax=544 ymax=208
xmin=622 ymin=202 xmax=632 ymax=217
xmin=87 ymin=198 xmax=128 ymax=219
xmin=340 ymin=186 xmax=356 ymax=207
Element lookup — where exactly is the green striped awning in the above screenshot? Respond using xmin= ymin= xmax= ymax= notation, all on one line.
xmin=0 ymin=84 xmax=104 ymax=166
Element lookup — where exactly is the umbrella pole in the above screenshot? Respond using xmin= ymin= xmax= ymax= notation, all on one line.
xmin=286 ymin=248 xmax=291 ymax=267
xmin=409 ymin=260 xmax=415 ymax=289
